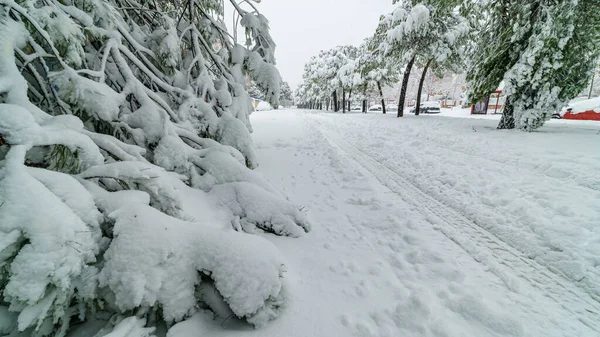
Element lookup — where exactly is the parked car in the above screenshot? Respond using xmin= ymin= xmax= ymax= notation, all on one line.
xmin=552 ymin=109 xmax=566 ymax=119
xmin=555 ymin=97 xmax=600 ymax=121
xmin=368 ymin=104 xmax=383 ymax=112
xmin=386 ymin=105 xmax=398 ymax=113
xmin=409 ymin=101 xmax=441 ymax=114
xmin=350 ymin=105 xmax=362 ymax=111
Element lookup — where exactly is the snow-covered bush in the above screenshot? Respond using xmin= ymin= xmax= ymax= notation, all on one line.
xmin=0 ymin=0 xmax=308 ymax=336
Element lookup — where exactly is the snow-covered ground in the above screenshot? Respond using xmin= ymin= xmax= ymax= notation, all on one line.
xmin=169 ymin=109 xmax=600 ymax=337
xmin=437 ymin=106 xmax=502 ymax=119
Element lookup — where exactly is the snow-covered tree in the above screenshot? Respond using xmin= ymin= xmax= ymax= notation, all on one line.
xmin=356 ymin=36 xmax=400 ymax=114
xmin=412 ymin=69 xmax=464 ymax=102
xmin=467 ymin=0 xmax=600 ymax=130
xmin=413 ymin=10 xmax=467 ymax=115
xmin=279 ymin=81 xmax=294 ymax=107
xmin=294 ymin=82 xmax=310 ymax=108
xmin=378 ymin=2 xmax=434 ymax=117
xmin=584 ymin=58 xmax=600 ymax=98
xmin=0 ymin=0 xmax=310 ymax=336
xmin=378 ymin=1 xmax=468 ymax=116
xmin=295 ymin=54 xmax=334 ymax=109
xmin=247 ymin=78 xmax=265 ymax=99
xmin=335 ymin=46 xmax=361 ymax=112
xmin=295 ymin=45 xmax=364 ymax=112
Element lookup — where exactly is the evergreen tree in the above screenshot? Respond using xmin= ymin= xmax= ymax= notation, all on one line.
xmin=467 ymin=0 xmax=600 ymax=131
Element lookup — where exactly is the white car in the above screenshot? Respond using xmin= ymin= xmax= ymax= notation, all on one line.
xmin=409 ymin=101 xmax=441 ymax=114
xmin=368 ymin=104 xmax=383 ymax=112
xmin=350 ymin=105 xmax=362 ymax=111
xmin=554 ymin=96 xmax=600 ymax=119
xmin=386 ymin=105 xmax=398 ymax=113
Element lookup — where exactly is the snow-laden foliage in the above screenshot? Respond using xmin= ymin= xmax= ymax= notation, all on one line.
xmin=585 ymin=59 xmax=600 ymax=98
xmin=467 ymin=0 xmax=600 ymax=130
xmin=378 ymin=1 xmax=468 ymax=115
xmin=296 ymin=46 xmax=362 ymax=110
xmin=0 ymin=0 xmax=309 ymax=336
xmin=350 ymin=36 xmax=401 ymax=113
xmin=379 ymin=0 xmax=469 ymax=67
xmin=279 ymin=81 xmax=293 ymax=107
xmin=356 ymin=37 xmax=398 ymax=90
xmin=379 ymin=3 xmax=437 ymax=62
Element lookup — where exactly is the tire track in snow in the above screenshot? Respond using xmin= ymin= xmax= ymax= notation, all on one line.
xmin=325 ymin=117 xmax=600 ymax=298
xmin=411 ymin=134 xmax=599 ymax=192
xmin=415 ymin=138 xmax=598 ymax=192
xmin=313 ymin=121 xmax=600 ymax=333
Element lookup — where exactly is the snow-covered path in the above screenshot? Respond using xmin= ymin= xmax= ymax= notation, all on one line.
xmin=172 ymin=110 xmax=600 ymax=337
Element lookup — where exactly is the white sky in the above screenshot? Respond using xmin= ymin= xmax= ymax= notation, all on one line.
xmin=226 ymin=0 xmax=395 ymax=90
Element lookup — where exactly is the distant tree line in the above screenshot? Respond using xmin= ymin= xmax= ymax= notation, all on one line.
xmin=296 ymin=0 xmax=600 ymax=131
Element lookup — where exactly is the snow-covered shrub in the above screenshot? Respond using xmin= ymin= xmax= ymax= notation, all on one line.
xmin=0 ymin=0 xmax=309 ymax=335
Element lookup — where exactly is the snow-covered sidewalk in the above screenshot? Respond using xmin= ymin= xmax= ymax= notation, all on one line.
xmin=170 ymin=109 xmax=600 ymax=337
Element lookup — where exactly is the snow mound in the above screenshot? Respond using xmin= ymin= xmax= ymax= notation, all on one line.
xmin=211 ymin=182 xmax=311 ymax=237
xmin=100 ymin=205 xmax=287 ymax=326
xmin=255 ymin=101 xmax=274 ymax=111
xmin=103 ymin=317 xmax=156 ymax=337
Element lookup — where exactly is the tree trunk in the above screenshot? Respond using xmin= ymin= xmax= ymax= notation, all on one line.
xmin=398 ymin=55 xmax=416 ymax=117
xmin=589 ymin=71 xmax=595 ymax=99
xmin=348 ymin=88 xmax=352 ymax=111
xmin=415 ymin=59 xmax=432 ymax=116
xmin=377 ymin=81 xmax=386 ymax=114
xmin=342 ymin=88 xmax=346 ymax=113
xmin=333 ymin=91 xmax=338 ymax=112
xmin=362 ymin=99 xmax=367 ymax=113
xmin=497 ymin=99 xmax=515 ymax=129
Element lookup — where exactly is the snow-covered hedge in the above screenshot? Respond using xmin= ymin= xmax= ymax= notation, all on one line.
xmin=0 ymin=0 xmax=308 ymax=336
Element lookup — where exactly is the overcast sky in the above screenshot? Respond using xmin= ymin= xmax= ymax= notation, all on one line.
xmin=227 ymin=0 xmax=395 ymax=90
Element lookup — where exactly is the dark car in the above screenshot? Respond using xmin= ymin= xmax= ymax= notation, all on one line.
xmin=552 ymin=109 xmax=568 ymax=119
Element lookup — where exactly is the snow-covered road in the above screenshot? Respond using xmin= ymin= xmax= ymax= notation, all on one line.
xmin=171 ymin=110 xmax=600 ymax=337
